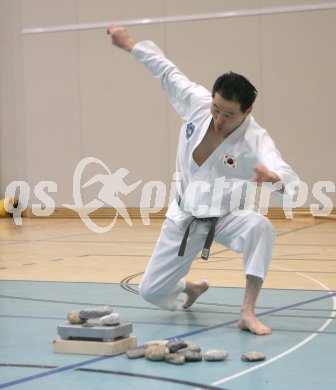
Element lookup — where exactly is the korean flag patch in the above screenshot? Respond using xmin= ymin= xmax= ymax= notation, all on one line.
xmin=186 ymin=122 xmax=195 ymax=140
xmin=223 ymin=153 xmax=237 ymax=169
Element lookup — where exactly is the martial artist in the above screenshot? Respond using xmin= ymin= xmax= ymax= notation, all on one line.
xmin=107 ymin=25 xmax=299 ymax=335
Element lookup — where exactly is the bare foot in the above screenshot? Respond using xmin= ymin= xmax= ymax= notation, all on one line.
xmin=182 ymin=280 xmax=209 ymax=309
xmin=238 ymin=315 xmax=272 ymax=335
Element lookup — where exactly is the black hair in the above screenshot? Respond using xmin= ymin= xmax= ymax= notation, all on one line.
xmin=212 ymin=72 xmax=258 ymax=113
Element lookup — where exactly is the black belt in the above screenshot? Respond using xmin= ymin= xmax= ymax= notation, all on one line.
xmin=178 ymin=217 xmax=218 ymax=260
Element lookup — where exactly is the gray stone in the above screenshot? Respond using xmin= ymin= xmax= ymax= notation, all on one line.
xmin=79 ymin=305 xmax=113 ymax=320
xmin=178 ymin=350 xmax=202 ymax=362
xmin=241 ymin=351 xmax=266 ymax=362
xmin=145 ymin=345 xmax=167 ymax=361
xmin=165 ymin=353 xmax=185 ymax=365
xmin=67 ymin=311 xmax=86 ymax=325
xmin=203 ymin=350 xmax=229 ymax=361
xmin=83 ymin=313 xmax=120 ymax=327
xmin=166 ymin=339 xmax=188 ymax=353
xmin=178 ymin=342 xmax=201 ymax=353
xmin=127 ymin=348 xmax=145 ymax=359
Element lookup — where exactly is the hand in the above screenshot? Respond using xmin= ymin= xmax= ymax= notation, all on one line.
xmin=251 ymin=163 xmax=280 ymax=185
xmin=107 ymin=24 xmax=135 ymax=52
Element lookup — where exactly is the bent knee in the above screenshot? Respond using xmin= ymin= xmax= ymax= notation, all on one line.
xmin=255 ymin=214 xmax=276 ymax=238
xmin=139 ymin=279 xmax=160 ymax=303
xmin=139 ymin=281 xmax=151 ymax=301
xmin=257 ymin=214 xmax=275 ymax=232
xmin=139 ymin=280 xmax=178 ymax=311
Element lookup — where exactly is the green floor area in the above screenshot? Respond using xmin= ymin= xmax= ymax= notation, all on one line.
xmin=1 ymin=281 xmax=335 ymax=389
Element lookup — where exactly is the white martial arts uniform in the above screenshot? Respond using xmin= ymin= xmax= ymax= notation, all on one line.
xmin=132 ymin=41 xmax=299 ymax=310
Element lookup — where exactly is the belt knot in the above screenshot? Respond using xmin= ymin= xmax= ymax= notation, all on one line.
xmin=178 ymin=217 xmax=218 ymax=260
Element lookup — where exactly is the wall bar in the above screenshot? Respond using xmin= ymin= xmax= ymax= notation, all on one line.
xmin=22 ymin=2 xmax=336 ymax=35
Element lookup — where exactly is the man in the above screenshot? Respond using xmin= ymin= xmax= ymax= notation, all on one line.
xmin=107 ymin=25 xmax=299 ymax=335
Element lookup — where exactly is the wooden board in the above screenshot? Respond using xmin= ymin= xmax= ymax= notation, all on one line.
xmin=53 ymin=335 xmax=137 ymax=356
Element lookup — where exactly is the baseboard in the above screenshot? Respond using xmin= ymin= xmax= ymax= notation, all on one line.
xmin=22 ymin=207 xmax=167 ymax=219
xmin=21 ymin=207 xmax=336 ymax=220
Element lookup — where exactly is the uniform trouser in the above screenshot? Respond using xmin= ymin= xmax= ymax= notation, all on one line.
xmin=139 ymin=211 xmax=276 ymax=310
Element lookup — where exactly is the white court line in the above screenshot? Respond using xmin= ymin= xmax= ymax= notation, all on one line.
xmin=210 ymin=266 xmax=336 ymax=387
xmin=22 ymin=2 xmax=336 ymax=35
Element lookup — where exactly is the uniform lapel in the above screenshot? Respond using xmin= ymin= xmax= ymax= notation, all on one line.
xmin=192 ymin=115 xmax=250 ymax=181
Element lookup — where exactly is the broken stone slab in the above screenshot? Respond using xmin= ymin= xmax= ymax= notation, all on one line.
xmin=144 ymin=340 xmax=168 ymax=349
xmin=67 ymin=311 xmax=86 ymax=325
xmin=79 ymin=306 xmax=113 ymax=320
xmin=82 ymin=313 xmax=120 ymax=327
xmin=167 ymin=339 xmax=188 ymax=353
xmin=165 ymin=353 xmax=185 ymax=365
xmin=178 ymin=342 xmax=201 ymax=353
xmin=241 ymin=351 xmax=266 ymax=362
xmin=127 ymin=348 xmax=145 ymax=359
xmin=177 ymin=350 xmax=202 ymax=362
xmin=145 ymin=345 xmax=169 ymax=361
xmin=203 ymin=350 xmax=229 ymax=361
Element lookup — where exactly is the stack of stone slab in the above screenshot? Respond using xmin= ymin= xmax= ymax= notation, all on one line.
xmin=53 ymin=306 xmax=137 ymax=356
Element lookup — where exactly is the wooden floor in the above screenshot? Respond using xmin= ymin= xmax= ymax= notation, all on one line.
xmin=0 ymin=216 xmax=335 ymax=292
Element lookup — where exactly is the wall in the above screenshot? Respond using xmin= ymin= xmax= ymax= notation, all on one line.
xmin=1 ymin=0 xmax=335 ymax=213
xmin=0 ymin=0 xmax=27 ymax=195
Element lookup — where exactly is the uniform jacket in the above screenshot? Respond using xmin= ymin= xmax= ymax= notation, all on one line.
xmin=132 ymin=41 xmax=299 ymax=227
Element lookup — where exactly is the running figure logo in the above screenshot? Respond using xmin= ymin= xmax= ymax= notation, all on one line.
xmin=64 ymin=157 xmax=142 ymax=233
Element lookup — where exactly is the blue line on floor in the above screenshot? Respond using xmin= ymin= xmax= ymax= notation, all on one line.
xmin=171 ymin=291 xmax=336 ymax=340
xmin=0 ymin=357 xmax=112 ymax=389
xmin=1 ymin=279 xmax=335 ymax=293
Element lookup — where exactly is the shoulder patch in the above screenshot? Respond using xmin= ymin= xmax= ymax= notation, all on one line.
xmin=186 ymin=122 xmax=195 ymax=140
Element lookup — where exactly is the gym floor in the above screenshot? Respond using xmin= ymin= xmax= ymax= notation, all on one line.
xmin=1 ymin=217 xmax=335 ymax=389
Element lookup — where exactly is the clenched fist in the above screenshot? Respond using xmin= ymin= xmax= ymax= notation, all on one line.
xmin=107 ymin=24 xmax=135 ymax=52
xmin=251 ymin=163 xmax=280 ymax=185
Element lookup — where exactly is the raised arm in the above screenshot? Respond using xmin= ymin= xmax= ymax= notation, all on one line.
xmin=107 ymin=25 xmax=211 ymax=121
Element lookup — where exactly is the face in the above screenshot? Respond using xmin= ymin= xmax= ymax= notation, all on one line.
xmin=210 ymin=93 xmax=252 ymax=136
